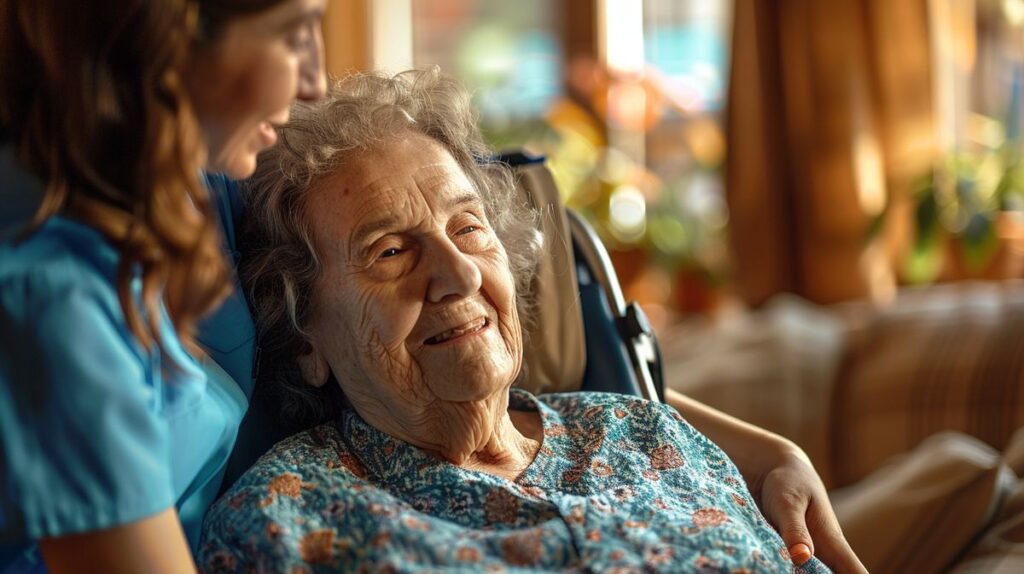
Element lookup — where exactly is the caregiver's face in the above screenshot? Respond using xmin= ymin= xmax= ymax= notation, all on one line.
xmin=303 ymin=133 xmax=522 ymax=404
xmin=186 ymin=0 xmax=328 ymax=179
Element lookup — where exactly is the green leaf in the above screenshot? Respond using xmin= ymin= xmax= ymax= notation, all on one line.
xmin=914 ymin=188 xmax=940 ymax=249
xmin=905 ymin=236 xmax=944 ymax=284
xmin=958 ymin=212 xmax=999 ymax=272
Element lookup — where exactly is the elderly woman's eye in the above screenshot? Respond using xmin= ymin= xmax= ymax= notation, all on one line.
xmin=456 ymin=225 xmax=479 ymax=235
xmin=379 ymin=247 xmax=402 ymax=259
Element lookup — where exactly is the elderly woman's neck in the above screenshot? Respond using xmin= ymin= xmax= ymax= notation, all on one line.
xmin=423 ymin=393 xmax=543 ymax=481
xmin=365 ymin=391 xmax=543 ymax=481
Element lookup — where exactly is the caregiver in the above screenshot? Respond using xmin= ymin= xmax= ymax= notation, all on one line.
xmin=0 ymin=0 xmax=327 ymax=572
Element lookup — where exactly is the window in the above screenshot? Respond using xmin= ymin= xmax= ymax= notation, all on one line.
xmin=405 ymin=1 xmax=736 ymax=323
xmin=412 ymin=0 xmax=564 ymax=150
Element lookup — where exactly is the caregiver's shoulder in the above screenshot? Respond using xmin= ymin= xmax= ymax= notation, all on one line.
xmin=0 ymin=218 xmax=122 ymax=317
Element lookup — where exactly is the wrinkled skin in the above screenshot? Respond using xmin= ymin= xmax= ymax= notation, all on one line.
xmin=299 ymin=132 xmax=540 ymax=475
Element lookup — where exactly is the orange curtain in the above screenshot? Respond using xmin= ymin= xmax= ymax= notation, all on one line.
xmin=322 ymin=0 xmax=370 ymax=77
xmin=726 ymin=0 xmax=935 ymax=307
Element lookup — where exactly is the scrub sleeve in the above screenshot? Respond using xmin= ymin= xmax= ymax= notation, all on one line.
xmin=0 ymin=228 xmax=169 ymax=570
xmin=0 ymin=160 xmax=247 ymax=573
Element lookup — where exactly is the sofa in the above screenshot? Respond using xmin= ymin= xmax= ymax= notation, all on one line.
xmin=661 ymin=281 xmax=1024 ymax=573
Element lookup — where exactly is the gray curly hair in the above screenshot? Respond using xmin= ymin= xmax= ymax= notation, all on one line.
xmin=240 ymin=68 xmax=542 ymax=427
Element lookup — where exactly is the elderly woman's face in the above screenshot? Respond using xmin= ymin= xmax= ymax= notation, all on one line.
xmin=300 ymin=133 xmax=523 ymax=406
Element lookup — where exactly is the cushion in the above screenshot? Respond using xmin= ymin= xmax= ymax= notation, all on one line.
xmin=831 ymin=431 xmax=1017 ymax=574
xmin=950 ymin=427 xmax=1024 ymax=573
xmin=950 ymin=481 xmax=1024 ymax=573
xmin=660 ymin=295 xmax=846 ymax=481
xmin=831 ymin=281 xmax=1024 ymax=486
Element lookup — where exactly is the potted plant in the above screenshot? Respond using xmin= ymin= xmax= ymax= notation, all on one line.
xmin=906 ymin=142 xmax=1024 ymax=283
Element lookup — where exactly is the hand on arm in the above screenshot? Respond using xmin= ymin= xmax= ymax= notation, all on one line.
xmin=663 ymin=388 xmax=866 ymax=573
xmin=40 ymin=507 xmax=196 ymax=574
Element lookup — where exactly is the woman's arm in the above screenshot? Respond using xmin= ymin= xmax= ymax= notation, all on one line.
xmin=664 ymin=387 xmax=793 ymax=478
xmin=40 ymin=508 xmax=195 ymax=574
xmin=664 ymin=388 xmax=866 ymax=574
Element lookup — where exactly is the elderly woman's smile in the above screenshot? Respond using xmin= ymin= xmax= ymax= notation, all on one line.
xmin=298 ymin=131 xmax=528 ymax=443
xmin=422 ymin=316 xmax=487 ymax=345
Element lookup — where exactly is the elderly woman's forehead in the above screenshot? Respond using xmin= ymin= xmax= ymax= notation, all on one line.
xmin=337 ymin=169 xmax=482 ymax=227
xmin=306 ymin=150 xmax=482 ymax=232
xmin=346 ymin=131 xmax=451 ymax=168
xmin=353 ymin=163 xmax=474 ymax=195
xmin=326 ymin=139 xmax=476 ymax=199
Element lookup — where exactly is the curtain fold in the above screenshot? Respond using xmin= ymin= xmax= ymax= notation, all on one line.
xmin=726 ymin=0 xmax=935 ymax=306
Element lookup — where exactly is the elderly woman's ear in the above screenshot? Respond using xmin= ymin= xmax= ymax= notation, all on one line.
xmin=297 ymin=342 xmax=330 ymax=388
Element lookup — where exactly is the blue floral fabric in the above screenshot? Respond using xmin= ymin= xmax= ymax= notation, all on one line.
xmin=200 ymin=390 xmax=830 ymax=573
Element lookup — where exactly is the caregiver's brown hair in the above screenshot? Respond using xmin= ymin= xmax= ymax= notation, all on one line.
xmin=0 ymin=0 xmax=286 ymax=347
xmin=241 ymin=69 xmax=542 ymax=426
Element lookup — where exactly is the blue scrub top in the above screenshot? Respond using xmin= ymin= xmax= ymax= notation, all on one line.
xmin=0 ymin=147 xmax=249 ymax=573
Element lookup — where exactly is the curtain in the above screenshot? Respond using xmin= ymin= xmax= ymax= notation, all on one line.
xmin=726 ymin=0 xmax=935 ymax=306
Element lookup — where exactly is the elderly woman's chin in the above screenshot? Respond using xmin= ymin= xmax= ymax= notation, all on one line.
xmin=414 ymin=321 xmax=520 ymax=402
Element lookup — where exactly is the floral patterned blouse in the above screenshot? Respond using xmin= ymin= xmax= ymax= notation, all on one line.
xmin=199 ymin=390 xmax=830 ymax=573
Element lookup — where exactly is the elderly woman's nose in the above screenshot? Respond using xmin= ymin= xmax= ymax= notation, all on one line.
xmin=425 ymin=241 xmax=482 ymax=303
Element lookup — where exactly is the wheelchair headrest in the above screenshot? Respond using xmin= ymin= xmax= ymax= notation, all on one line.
xmin=508 ymin=159 xmax=586 ymax=394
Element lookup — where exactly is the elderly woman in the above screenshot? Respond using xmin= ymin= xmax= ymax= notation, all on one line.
xmin=199 ymin=70 xmax=863 ymax=573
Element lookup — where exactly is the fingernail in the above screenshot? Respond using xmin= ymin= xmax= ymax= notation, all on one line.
xmin=789 ymin=543 xmax=812 ymax=565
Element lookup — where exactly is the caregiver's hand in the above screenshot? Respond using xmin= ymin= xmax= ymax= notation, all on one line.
xmin=663 ymin=388 xmax=867 ymax=573
xmin=751 ymin=443 xmax=867 ymax=574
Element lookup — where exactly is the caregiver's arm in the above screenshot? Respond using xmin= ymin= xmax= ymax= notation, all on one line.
xmin=40 ymin=508 xmax=196 ymax=574
xmin=664 ymin=388 xmax=867 ymax=574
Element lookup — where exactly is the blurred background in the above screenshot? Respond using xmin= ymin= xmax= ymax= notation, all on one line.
xmin=321 ymin=0 xmax=1024 ymax=329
